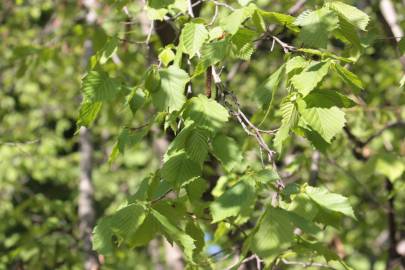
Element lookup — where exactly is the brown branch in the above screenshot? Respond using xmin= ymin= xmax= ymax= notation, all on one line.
xmin=205 ymin=66 xmax=212 ymax=97
xmin=385 ymin=179 xmax=401 ymax=270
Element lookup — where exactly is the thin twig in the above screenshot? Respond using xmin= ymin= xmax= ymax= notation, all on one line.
xmin=212 ymin=70 xmax=284 ymax=190
xmin=145 ymin=21 xmax=154 ymax=45
xmin=151 ymin=189 xmax=173 ymax=204
xmin=225 ymin=254 xmax=262 ymax=270
xmin=187 ymin=0 xmax=195 ymax=17
xmin=272 ymin=36 xmax=296 ymax=53
xmin=210 ymin=0 xmax=235 ymax=11
xmin=209 ymin=4 xmax=219 ymax=25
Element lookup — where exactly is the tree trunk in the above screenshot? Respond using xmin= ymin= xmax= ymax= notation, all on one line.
xmin=79 ymin=127 xmax=99 ymax=270
xmin=78 ymin=1 xmax=100 ymax=269
xmin=377 ymin=0 xmax=405 ymax=70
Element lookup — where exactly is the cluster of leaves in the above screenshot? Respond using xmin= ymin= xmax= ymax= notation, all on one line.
xmin=2 ymin=0 xmax=404 ymax=269
xmin=75 ymin=1 xmax=383 ymax=269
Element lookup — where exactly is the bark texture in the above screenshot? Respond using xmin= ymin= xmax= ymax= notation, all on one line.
xmin=78 ymin=1 xmax=100 ymax=269
xmin=79 ymin=127 xmax=99 ymax=270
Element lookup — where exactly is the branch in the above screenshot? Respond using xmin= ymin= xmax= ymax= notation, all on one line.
xmin=212 ymin=68 xmax=284 ymax=191
xmin=363 ymin=121 xmax=405 ymax=146
xmin=344 ymin=121 xmax=405 ymax=157
xmin=225 ymin=254 xmax=262 ymax=270
xmin=288 ymin=0 xmax=307 ymax=15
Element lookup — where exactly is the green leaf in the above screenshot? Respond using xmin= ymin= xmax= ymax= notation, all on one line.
xmin=183 ymin=95 xmax=229 ymax=132
xmin=116 ymin=126 xmax=150 ymax=154
xmin=303 ymin=89 xmax=356 ymax=108
xmin=130 ymin=214 xmax=160 ymax=248
xmin=252 ymin=10 xmax=266 ymax=33
xmin=194 ymin=39 xmax=230 ymax=76
xmin=298 ymin=99 xmax=346 ymax=143
xmin=126 ymin=88 xmax=146 ymax=115
xmin=145 ymin=65 xmax=161 ymax=93
xmin=305 ymin=186 xmax=355 ymax=219
xmin=210 ymin=180 xmax=256 ymax=223
xmin=77 ymin=101 xmax=102 ymax=127
xmin=274 ymin=124 xmax=289 ymax=153
xmin=82 ymin=70 xmax=120 ymax=102
xmin=250 ymin=207 xmax=295 ymax=264
xmin=327 ymin=1 xmax=369 ymax=31
xmin=185 ymin=221 xmax=205 ymax=254
xmin=186 ymin=177 xmax=208 ymax=203
xmin=211 ymin=134 xmax=243 ymax=172
xmin=93 ymin=203 xmax=147 ymax=254
xmin=250 ymin=168 xmax=280 ymax=185
xmin=285 ymin=56 xmax=308 ymax=74
xmin=257 ymin=10 xmax=299 ymax=32
xmin=280 ymin=97 xmax=300 ymax=129
xmin=291 ymin=61 xmax=331 ymax=96
xmin=150 ymin=208 xmax=196 ymax=262
xmin=99 ymin=37 xmax=118 ymax=64
xmin=274 ymin=97 xmax=299 ymax=152
xmin=334 ymin=15 xmax=362 ymax=50
xmin=231 ymin=28 xmax=257 ymax=60
xmin=256 ymin=64 xmax=285 ymax=109
xmin=180 ymin=22 xmax=209 ymax=58
xmin=185 ymin=128 xmax=210 ymax=165
xmin=298 ymin=126 xmax=330 ymax=153
xmin=152 ymin=66 xmax=189 ymax=112
xmin=334 ymin=63 xmax=364 ymax=92
xmin=296 ymin=238 xmax=352 ymax=269
xmin=158 ymin=47 xmax=175 ymax=66
xmin=220 ymin=4 xmax=256 ymax=35
xmin=161 ymin=151 xmax=201 ymax=188
xmin=294 ymin=8 xmax=339 ymax=48
xmin=167 ymin=125 xmax=211 ymax=165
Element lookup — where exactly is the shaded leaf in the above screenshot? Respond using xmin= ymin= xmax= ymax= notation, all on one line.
xmin=210 ymin=180 xmax=256 ymax=223
xmin=93 ymin=203 xmax=147 ymax=254
xmin=161 ymin=151 xmax=201 ymax=188
xmin=211 ymin=134 xmax=243 ymax=172
xmin=305 ymin=186 xmax=355 ymax=219
xmin=152 ymin=66 xmax=189 ymax=112
xmin=82 ymin=70 xmax=120 ymax=102
xmin=295 ymin=8 xmax=339 ymax=48
xmin=183 ymin=95 xmax=229 ymax=132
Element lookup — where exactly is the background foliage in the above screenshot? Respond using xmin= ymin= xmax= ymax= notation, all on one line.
xmin=0 ymin=0 xmax=404 ymax=269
